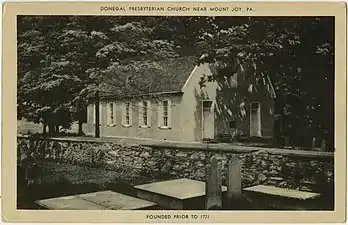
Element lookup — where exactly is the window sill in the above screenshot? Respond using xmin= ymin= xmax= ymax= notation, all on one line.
xmin=122 ymin=124 xmax=132 ymax=128
xmin=159 ymin=126 xmax=171 ymax=130
xmin=107 ymin=124 xmax=116 ymax=127
xmin=139 ymin=125 xmax=151 ymax=128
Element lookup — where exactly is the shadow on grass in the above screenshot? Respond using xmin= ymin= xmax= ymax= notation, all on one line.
xmin=17 ymin=160 xmax=334 ymax=211
xmin=17 ymin=178 xmax=137 ymax=209
xmin=17 ymin=179 xmax=334 ymax=211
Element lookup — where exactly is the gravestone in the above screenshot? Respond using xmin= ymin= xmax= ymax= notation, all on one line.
xmin=36 ymin=195 xmax=108 ymax=210
xmin=243 ymin=185 xmax=321 ymax=209
xmin=36 ymin=191 xmax=157 ymax=210
xmin=77 ymin=191 xmax=157 ymax=210
xmin=227 ymin=155 xmax=242 ymax=203
xmin=135 ymin=178 xmax=227 ymax=210
xmin=205 ymin=156 xmax=222 ymax=209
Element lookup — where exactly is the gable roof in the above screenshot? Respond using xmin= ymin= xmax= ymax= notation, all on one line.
xmin=100 ymin=56 xmax=197 ymax=99
xmin=100 ymin=55 xmax=277 ymax=100
xmin=264 ymin=74 xmax=277 ymax=99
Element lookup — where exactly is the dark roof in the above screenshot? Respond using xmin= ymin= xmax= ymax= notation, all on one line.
xmin=100 ymin=56 xmax=197 ymax=98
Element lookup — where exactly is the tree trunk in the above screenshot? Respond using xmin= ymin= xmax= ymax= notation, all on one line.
xmin=78 ymin=120 xmax=84 ymax=135
xmin=42 ymin=124 xmax=47 ymax=134
xmin=48 ymin=125 xmax=54 ymax=134
xmin=95 ymin=90 xmax=100 ymax=138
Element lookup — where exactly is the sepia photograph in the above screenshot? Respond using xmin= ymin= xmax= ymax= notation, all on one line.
xmin=16 ymin=15 xmax=335 ymax=211
xmin=2 ymin=1 xmax=346 ymax=223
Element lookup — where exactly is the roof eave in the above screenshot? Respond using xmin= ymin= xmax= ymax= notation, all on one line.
xmin=100 ymin=90 xmax=184 ymax=101
xmin=266 ymin=75 xmax=277 ymax=99
xmin=181 ymin=65 xmax=199 ymax=92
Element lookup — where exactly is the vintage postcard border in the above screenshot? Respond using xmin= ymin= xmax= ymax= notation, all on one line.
xmin=2 ymin=1 xmax=347 ymax=223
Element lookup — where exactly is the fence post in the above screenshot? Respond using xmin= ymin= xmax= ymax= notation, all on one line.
xmin=205 ymin=155 xmax=222 ymax=209
xmin=227 ymin=155 xmax=242 ymax=206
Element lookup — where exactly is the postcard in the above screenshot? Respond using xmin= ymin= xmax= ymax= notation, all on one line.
xmin=2 ymin=1 xmax=347 ymax=223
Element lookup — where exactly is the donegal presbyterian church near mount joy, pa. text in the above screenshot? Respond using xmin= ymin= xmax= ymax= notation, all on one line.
xmin=85 ymin=55 xmax=276 ymax=142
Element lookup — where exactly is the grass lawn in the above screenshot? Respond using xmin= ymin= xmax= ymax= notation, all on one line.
xmin=17 ymin=160 xmax=159 ymax=209
xmin=17 ymin=120 xmax=43 ymax=134
xmin=17 ymin=120 xmax=82 ymax=135
xmin=18 ymin=160 xmax=333 ymax=210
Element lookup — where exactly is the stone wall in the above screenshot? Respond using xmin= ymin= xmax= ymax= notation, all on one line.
xmin=17 ymin=136 xmax=334 ymax=192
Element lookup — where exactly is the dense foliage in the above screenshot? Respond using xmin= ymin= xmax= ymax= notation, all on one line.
xmin=195 ymin=17 xmax=334 ymax=147
xmin=17 ymin=16 xmax=180 ymax=133
xmin=17 ymin=16 xmax=334 ymax=148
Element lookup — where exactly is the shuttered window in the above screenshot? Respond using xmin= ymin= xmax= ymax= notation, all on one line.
xmin=125 ymin=102 xmax=130 ymax=125
xmin=163 ymin=101 xmax=168 ymax=127
xmin=143 ymin=101 xmax=148 ymax=126
xmin=107 ymin=102 xmax=116 ymax=126
xmin=158 ymin=99 xmax=172 ymax=128
xmin=122 ymin=102 xmax=132 ymax=127
xmin=139 ymin=100 xmax=151 ymax=127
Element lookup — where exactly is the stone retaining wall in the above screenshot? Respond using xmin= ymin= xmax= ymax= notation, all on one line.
xmin=17 ymin=136 xmax=334 ymax=192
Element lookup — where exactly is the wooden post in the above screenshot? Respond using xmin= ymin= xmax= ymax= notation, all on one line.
xmin=95 ymin=90 xmax=100 ymax=138
xmin=205 ymin=155 xmax=222 ymax=209
xmin=227 ymin=155 xmax=242 ymax=205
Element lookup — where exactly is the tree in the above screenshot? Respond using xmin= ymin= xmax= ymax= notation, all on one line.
xmin=17 ymin=16 xmax=181 ymax=134
xmin=17 ymin=16 xmax=79 ymax=133
xmin=194 ymin=17 xmax=334 ymax=148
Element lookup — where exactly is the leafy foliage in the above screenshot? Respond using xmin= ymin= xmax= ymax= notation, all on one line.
xmin=195 ymin=17 xmax=334 ymax=147
xmin=17 ymin=16 xmax=181 ymax=132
